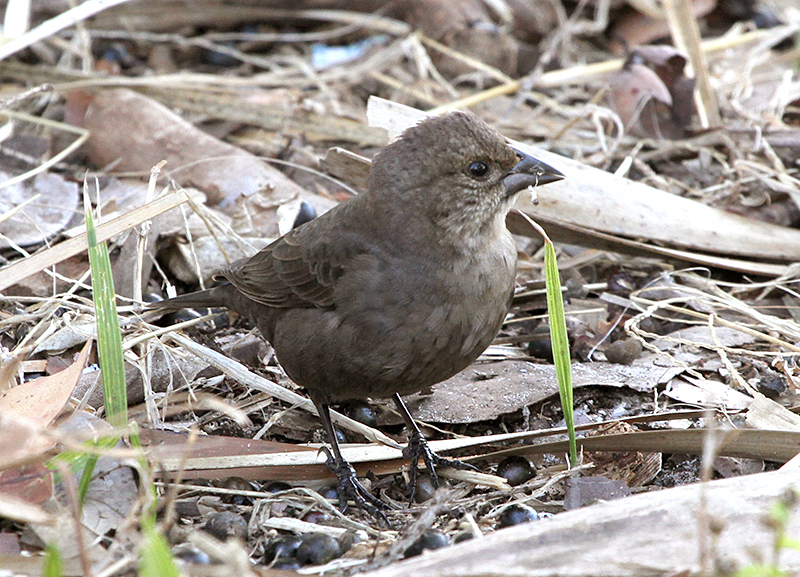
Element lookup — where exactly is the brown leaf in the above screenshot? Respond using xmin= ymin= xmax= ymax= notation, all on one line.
xmin=0 ymin=339 xmax=91 ymax=505
xmin=628 ymin=45 xmax=697 ymax=129
xmin=83 ymin=89 xmax=321 ymax=222
xmin=0 ymin=339 xmax=91 ymax=426
xmin=607 ymin=62 xmax=682 ymax=139
xmin=0 ymin=463 xmax=53 ymax=506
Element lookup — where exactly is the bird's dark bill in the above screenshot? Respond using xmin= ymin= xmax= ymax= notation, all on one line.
xmin=504 ymin=149 xmax=564 ymax=197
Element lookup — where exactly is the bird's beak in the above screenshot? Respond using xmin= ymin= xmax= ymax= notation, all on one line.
xmin=504 ymin=148 xmax=564 ymax=197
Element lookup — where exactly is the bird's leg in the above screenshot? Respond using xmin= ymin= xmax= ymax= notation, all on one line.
xmin=394 ymin=393 xmax=478 ymax=500
xmin=315 ymin=401 xmax=390 ymax=523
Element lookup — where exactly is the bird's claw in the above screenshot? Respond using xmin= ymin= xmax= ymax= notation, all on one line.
xmin=403 ymin=432 xmax=479 ymax=500
xmin=320 ymin=446 xmax=391 ymax=526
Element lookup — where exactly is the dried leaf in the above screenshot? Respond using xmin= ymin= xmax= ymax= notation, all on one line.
xmin=0 ymin=339 xmax=90 ymax=426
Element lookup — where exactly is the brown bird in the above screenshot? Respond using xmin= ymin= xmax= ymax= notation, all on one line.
xmin=152 ymin=111 xmax=563 ymax=515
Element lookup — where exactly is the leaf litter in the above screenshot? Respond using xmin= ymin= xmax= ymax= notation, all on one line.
xmin=0 ymin=0 xmax=799 ymax=575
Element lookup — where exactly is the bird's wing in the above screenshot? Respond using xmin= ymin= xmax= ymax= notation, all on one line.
xmin=220 ymin=225 xmax=345 ymax=309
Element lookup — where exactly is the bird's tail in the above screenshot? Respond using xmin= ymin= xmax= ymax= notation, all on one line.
xmin=148 ymin=286 xmax=228 ymax=311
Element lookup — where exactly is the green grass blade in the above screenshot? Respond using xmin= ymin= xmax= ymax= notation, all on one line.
xmin=140 ymin=525 xmax=181 ymax=577
xmin=84 ymin=187 xmax=127 ymax=427
xmin=80 ymin=185 xmax=130 ymax=509
xmin=49 ymin=434 xmax=120 ymax=506
xmin=510 ymin=209 xmax=577 ymax=467
xmin=76 ymin=454 xmax=99 ymax=506
xmin=43 ymin=543 xmax=63 ymax=577
xmin=543 ymin=239 xmax=577 ymax=466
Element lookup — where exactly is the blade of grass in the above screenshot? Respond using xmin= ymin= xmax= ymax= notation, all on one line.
xmin=73 ymin=436 xmax=120 ymax=505
xmin=84 ymin=180 xmax=158 ymax=525
xmin=544 ymin=239 xmax=577 ymax=466
xmin=514 ymin=209 xmax=577 ymax=466
xmin=75 ymin=180 xmax=130 ymax=508
xmin=83 ymin=181 xmax=127 ymax=428
xmin=42 ymin=543 xmax=63 ymax=577
xmin=140 ymin=524 xmax=181 ymax=577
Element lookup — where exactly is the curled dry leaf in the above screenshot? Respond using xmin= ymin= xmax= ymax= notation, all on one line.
xmin=161 ymin=235 xmax=272 ymax=284
xmin=83 ymin=89 xmax=330 ymax=233
xmin=0 ymin=339 xmax=91 ymax=427
xmin=0 ymin=340 xmax=91 ymax=506
xmin=628 ymin=45 xmax=697 ymax=130
xmin=74 ymin=346 xmax=214 ymax=408
xmin=607 ymin=62 xmax=678 ymax=139
xmin=32 ymin=317 xmax=95 ymax=356
xmin=584 ymin=422 xmax=662 ymax=487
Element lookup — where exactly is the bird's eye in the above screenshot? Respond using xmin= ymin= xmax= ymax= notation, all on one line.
xmin=468 ymin=161 xmax=489 ymax=178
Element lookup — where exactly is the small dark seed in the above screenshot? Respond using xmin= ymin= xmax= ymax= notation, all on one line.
xmin=343 ymin=400 xmax=377 ymax=428
xmin=321 ymin=427 xmax=348 ymax=445
xmin=173 ymin=499 xmax=202 ymax=519
xmin=318 ymin=483 xmax=339 ymax=500
xmin=296 ymin=533 xmax=343 ymax=566
xmin=496 ymin=456 xmax=536 ymax=487
xmin=222 ymin=476 xmax=256 ymax=505
xmin=453 ymin=531 xmax=474 ymax=543
xmin=412 ymin=473 xmax=440 ymax=503
xmin=497 ymin=504 xmax=539 ymax=528
xmin=404 ymin=530 xmax=450 ymax=558
xmin=271 ymin=559 xmax=303 ymax=571
xmin=204 ymin=511 xmax=248 ymax=541
xmin=302 ymin=510 xmax=331 ymax=524
xmin=604 ymin=338 xmax=643 ymax=365
xmin=263 ymin=535 xmax=303 ymax=563
xmin=526 ymin=326 xmax=553 ymax=361
xmin=293 ymin=201 xmax=318 ymax=229
xmin=172 ymin=544 xmax=211 ymax=564
xmin=264 ymin=481 xmax=292 ymax=493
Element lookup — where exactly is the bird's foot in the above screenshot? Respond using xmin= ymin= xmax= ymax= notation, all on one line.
xmin=403 ymin=432 xmax=479 ymax=500
xmin=320 ymin=447 xmax=391 ymax=526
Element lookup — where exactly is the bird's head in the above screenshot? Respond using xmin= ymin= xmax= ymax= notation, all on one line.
xmin=368 ymin=111 xmax=563 ymax=243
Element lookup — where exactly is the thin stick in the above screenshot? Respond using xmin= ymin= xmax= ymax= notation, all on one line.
xmin=430 ymin=27 xmax=777 ymax=114
xmin=0 ymin=191 xmax=189 ymax=292
xmin=0 ymin=0 xmax=134 ymax=61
